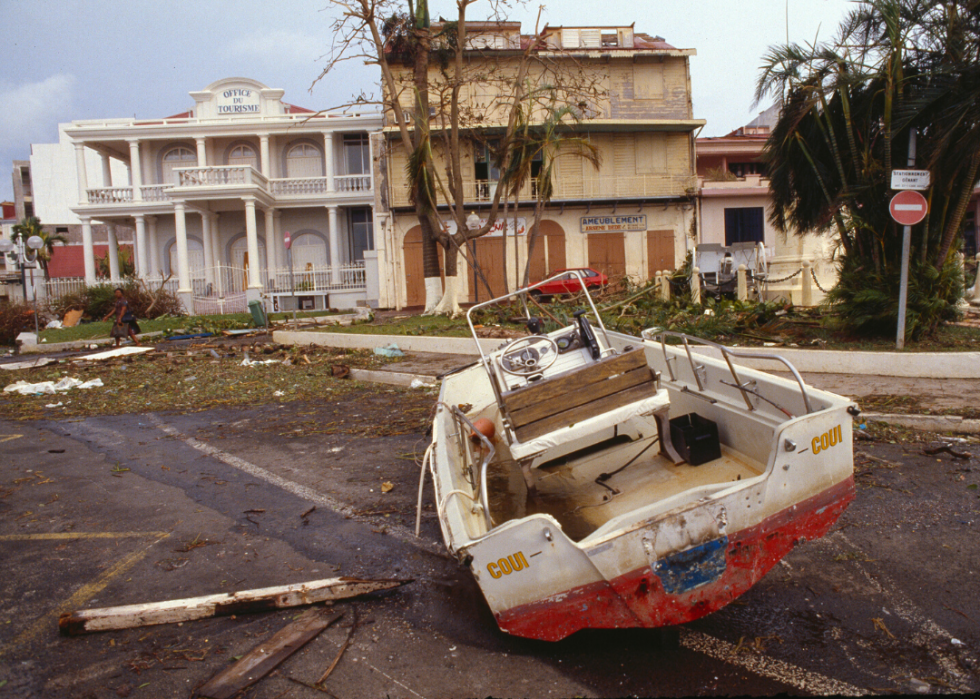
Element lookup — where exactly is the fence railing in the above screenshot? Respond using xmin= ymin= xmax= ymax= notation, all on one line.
xmin=334 ymin=174 xmax=372 ymax=192
xmin=86 ymin=187 xmax=134 ymax=204
xmin=269 ymin=263 xmax=366 ymax=293
xmin=174 ymin=166 xmax=269 ymax=189
xmin=391 ymin=174 xmax=697 ymax=207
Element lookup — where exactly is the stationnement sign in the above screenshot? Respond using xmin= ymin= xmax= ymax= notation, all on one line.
xmin=889 ymin=190 xmax=929 ymax=226
xmin=891 ymin=169 xmax=931 ymax=190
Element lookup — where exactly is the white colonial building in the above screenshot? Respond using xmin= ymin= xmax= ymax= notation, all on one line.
xmin=54 ymin=78 xmax=382 ymax=312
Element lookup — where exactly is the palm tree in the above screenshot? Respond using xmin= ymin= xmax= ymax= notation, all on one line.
xmin=756 ymin=0 xmax=980 ymax=339
xmin=11 ymin=216 xmax=67 ymax=280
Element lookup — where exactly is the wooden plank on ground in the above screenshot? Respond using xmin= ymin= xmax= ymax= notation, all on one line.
xmin=514 ymin=381 xmax=657 ymax=442
xmin=509 ymin=366 xmax=655 ymax=427
xmin=196 ymin=606 xmax=343 ymax=699
xmin=59 ymin=577 xmax=410 ymax=636
xmin=503 ymin=348 xmax=648 ymax=411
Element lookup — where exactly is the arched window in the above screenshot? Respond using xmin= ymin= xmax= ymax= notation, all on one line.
xmin=291 ymin=232 xmax=329 ymax=268
xmin=228 ymin=144 xmax=258 ymax=169
xmin=162 ymin=146 xmax=197 ymax=184
xmin=286 ymin=143 xmax=323 ymax=178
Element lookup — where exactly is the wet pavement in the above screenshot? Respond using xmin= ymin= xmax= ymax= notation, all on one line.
xmin=2 ymin=376 xmax=979 ymax=696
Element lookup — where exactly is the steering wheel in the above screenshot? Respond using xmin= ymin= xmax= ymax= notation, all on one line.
xmin=498 ymin=335 xmax=559 ymax=376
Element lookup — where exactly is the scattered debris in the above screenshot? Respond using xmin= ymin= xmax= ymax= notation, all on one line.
xmin=316 ymin=606 xmax=358 ymax=686
xmin=58 ymin=576 xmax=410 ymax=636
xmin=872 ymin=617 xmax=896 ymax=639
xmin=923 ymin=445 xmax=971 ymax=460
xmin=373 ymin=343 xmax=404 ymax=358
xmin=409 ymin=378 xmax=435 ymax=389
xmin=331 ymin=364 xmax=350 ymax=379
xmin=380 ymin=481 xmax=394 ymax=493
xmin=0 ymin=357 xmax=57 ymax=371
xmin=62 ymin=308 xmax=84 ymax=327
xmin=196 ymin=606 xmax=343 ymax=699
xmin=4 ymin=377 xmax=104 ymax=395
xmin=74 ymin=346 xmax=154 ymax=362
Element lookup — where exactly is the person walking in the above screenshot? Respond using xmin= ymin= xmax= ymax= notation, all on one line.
xmin=103 ymin=288 xmax=141 ymax=347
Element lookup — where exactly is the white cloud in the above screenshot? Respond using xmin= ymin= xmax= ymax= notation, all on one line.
xmin=0 ymin=74 xmax=76 ymax=151
xmin=226 ymin=30 xmax=325 ymax=68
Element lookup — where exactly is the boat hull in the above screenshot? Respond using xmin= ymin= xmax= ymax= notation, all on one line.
xmin=490 ymin=476 xmax=854 ymax=641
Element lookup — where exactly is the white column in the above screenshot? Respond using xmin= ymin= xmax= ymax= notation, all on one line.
xmin=74 ymin=143 xmax=89 ymax=205
xmin=202 ymin=212 xmax=215 ymax=291
xmin=327 ymin=205 xmax=340 ymax=283
xmin=128 ymin=140 xmax=143 ymax=201
xmin=106 ymin=224 xmax=121 ymax=282
xmin=174 ymin=203 xmax=192 ymax=293
xmin=273 ymin=210 xmax=283 ymax=272
xmin=264 ymin=207 xmax=276 ymax=288
xmin=259 ymin=135 xmax=271 ymax=178
xmin=324 ymin=132 xmax=335 ymax=192
xmin=100 ymin=153 xmax=112 ymax=187
xmin=135 ymin=216 xmax=148 ymax=279
xmin=245 ymin=198 xmax=262 ymax=289
xmin=147 ymin=216 xmax=160 ymax=277
xmin=196 ymin=137 xmax=207 ymax=167
xmin=211 ymin=213 xmax=224 ymax=295
xmin=81 ymin=218 xmax=96 ymax=284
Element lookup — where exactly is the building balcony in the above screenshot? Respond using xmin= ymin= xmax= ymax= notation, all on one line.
xmin=389 ymin=174 xmax=698 ymax=208
xmin=81 ymin=167 xmax=374 ymax=209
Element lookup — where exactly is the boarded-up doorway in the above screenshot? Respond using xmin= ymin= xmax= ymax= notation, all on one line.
xmin=588 ymin=232 xmax=626 ymax=285
xmin=647 ymin=229 xmax=675 ymax=277
xmin=467 ymin=236 xmax=508 ymax=302
xmin=402 ymin=226 xmax=444 ymax=307
xmin=526 ymin=220 xmax=567 ymax=283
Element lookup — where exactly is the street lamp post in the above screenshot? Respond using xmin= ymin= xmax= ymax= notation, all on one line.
xmin=0 ymin=234 xmax=46 ymax=335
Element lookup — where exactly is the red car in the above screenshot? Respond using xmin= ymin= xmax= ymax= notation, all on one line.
xmin=529 ymin=268 xmax=608 ymax=299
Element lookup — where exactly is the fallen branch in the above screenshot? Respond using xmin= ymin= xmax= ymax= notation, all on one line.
xmin=316 ymin=605 xmax=358 ymax=685
xmin=923 ymin=445 xmax=971 ymax=460
xmin=59 ymin=576 xmax=410 ymax=636
xmin=196 ymin=607 xmax=343 ymax=699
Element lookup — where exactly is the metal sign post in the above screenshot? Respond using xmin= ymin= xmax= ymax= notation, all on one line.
xmin=895 ymin=129 xmax=922 ymax=350
xmin=284 ymin=231 xmax=296 ymax=330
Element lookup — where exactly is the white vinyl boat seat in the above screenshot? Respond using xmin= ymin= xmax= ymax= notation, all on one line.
xmin=499 ymin=348 xmax=673 ymax=463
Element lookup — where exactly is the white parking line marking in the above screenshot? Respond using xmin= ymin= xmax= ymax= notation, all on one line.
xmin=149 ymin=415 xmax=447 ymax=558
xmin=680 ymin=629 xmax=868 ymax=696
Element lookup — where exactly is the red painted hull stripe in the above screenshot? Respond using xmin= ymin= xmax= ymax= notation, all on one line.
xmin=494 ymin=476 xmax=856 ymax=641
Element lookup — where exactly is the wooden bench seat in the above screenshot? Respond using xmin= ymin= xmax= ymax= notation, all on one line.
xmin=500 ymin=348 xmax=658 ymax=443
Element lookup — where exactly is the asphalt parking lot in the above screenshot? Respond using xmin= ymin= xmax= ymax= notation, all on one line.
xmin=1 ymin=386 xmax=978 ymax=697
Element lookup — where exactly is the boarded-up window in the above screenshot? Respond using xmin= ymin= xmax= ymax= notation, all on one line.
xmin=636 ymin=133 xmax=667 ymax=174
xmin=588 ymin=233 xmax=626 ymax=283
xmin=634 ymin=62 xmax=665 ymax=100
xmin=286 ymin=143 xmax=324 ymax=178
xmin=647 ymin=229 xmax=675 ymax=275
xmin=228 ymin=144 xmax=258 ymax=169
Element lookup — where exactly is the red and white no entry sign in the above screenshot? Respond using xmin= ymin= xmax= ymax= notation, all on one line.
xmin=284 ymin=230 xmax=292 ymax=249
xmin=889 ymin=190 xmax=928 ymax=226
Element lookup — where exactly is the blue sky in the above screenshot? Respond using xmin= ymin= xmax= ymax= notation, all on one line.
xmin=0 ymin=0 xmax=852 ymax=204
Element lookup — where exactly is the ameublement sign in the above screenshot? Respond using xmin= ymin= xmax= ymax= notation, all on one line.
xmin=579 ymin=214 xmax=647 ymax=232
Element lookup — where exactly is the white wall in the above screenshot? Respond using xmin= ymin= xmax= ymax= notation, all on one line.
xmin=30 ymin=124 xmax=129 ymax=225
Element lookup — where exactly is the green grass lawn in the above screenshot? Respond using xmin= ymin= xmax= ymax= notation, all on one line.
xmin=36 ymin=310 xmax=345 ymax=344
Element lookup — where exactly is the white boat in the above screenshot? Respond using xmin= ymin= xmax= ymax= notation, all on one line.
xmin=422 ymin=272 xmax=856 ymax=641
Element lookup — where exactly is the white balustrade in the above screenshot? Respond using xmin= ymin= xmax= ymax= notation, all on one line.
xmin=86 ymin=187 xmax=133 ymax=204
xmin=141 ymin=185 xmax=172 ymax=201
xmin=174 ymin=166 xmax=269 ymax=189
xmin=268 ymin=263 xmax=366 ymax=293
xmin=334 ymin=174 xmax=372 ymax=192
xmin=269 ymin=177 xmax=329 ymax=196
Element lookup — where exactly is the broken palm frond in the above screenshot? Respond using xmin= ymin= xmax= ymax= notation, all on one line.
xmin=196 ymin=607 xmax=343 ymax=699
xmin=923 ymin=445 xmax=971 ymax=460
xmin=59 ymin=577 xmax=411 ymax=636
xmin=316 ymin=606 xmax=358 ymax=686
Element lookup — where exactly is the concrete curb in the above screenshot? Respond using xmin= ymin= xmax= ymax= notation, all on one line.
xmin=18 ymin=331 xmax=166 ymax=355
xmin=861 ymin=412 xmax=980 ymax=434
xmin=273 ymin=330 xmax=980 ymax=379
xmin=348 ymin=368 xmax=438 ymax=387
xmin=273 ymin=330 xmax=495 ymax=356
xmin=686 ymin=345 xmax=980 ymax=379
